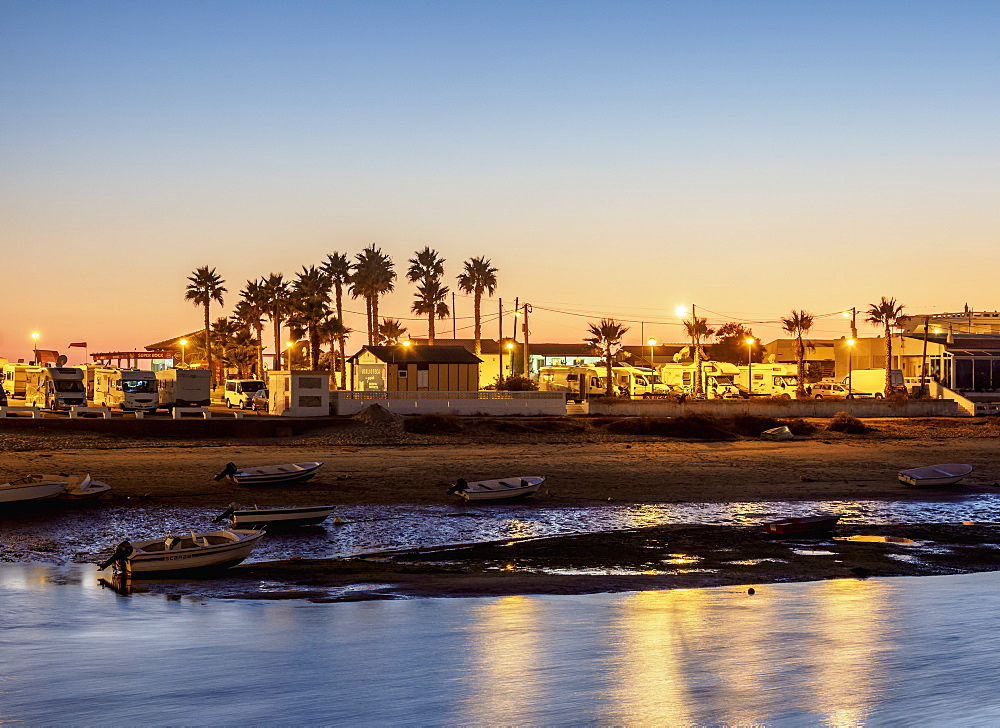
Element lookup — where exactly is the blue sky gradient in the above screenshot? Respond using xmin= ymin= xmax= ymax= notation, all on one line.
xmin=2 ymin=1 xmax=998 ymax=358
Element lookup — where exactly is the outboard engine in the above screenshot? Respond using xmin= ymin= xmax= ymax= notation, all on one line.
xmin=213 ymin=462 xmax=239 ymax=482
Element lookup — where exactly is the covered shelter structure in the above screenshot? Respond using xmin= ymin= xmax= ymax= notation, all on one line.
xmin=349 ymin=345 xmax=481 ymax=392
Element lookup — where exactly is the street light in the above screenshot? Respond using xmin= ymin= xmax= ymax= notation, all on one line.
xmin=745 ymin=337 xmax=755 ymax=396
xmin=286 ymin=341 xmax=294 ymax=371
xmin=31 ymin=332 xmax=40 ymax=365
xmin=179 ymin=339 xmax=188 ymax=366
xmin=846 ymin=338 xmax=855 ymax=396
xmin=647 ymin=338 xmax=656 ymax=367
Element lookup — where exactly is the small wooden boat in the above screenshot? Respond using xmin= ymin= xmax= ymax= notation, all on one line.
xmin=447 ymin=476 xmax=545 ymax=502
xmin=214 ymin=461 xmax=324 ymax=486
xmin=763 ymin=515 xmax=839 ymax=536
xmin=760 ymin=425 xmax=794 ymax=441
xmin=0 ymin=474 xmax=69 ymax=504
xmin=30 ymin=473 xmax=112 ymax=500
xmin=212 ymin=503 xmax=336 ymax=529
xmin=898 ymin=463 xmax=973 ymax=487
xmin=97 ymin=529 xmax=264 ymax=576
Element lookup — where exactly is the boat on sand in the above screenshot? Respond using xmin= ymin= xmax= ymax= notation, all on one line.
xmin=30 ymin=473 xmax=112 ymax=500
xmin=763 ymin=515 xmax=839 ymax=536
xmin=897 ymin=464 xmax=973 ymax=487
xmin=214 ymin=462 xmax=324 ymax=486
xmin=98 ymin=529 xmax=264 ymax=576
xmin=212 ymin=503 xmax=336 ymax=529
xmin=447 ymin=476 xmax=546 ymax=502
xmin=0 ymin=474 xmax=69 ymax=504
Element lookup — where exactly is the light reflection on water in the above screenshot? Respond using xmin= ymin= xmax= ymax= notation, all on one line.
xmin=3 ymin=564 xmax=998 ymax=724
xmin=3 ymin=494 xmax=1000 ymax=565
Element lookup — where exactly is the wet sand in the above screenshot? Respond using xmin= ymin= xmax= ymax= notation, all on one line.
xmin=4 ymin=415 xmax=1000 ymax=599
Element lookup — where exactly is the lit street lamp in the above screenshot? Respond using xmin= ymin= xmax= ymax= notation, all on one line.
xmin=286 ymin=341 xmax=294 ymax=371
xmin=31 ymin=332 xmax=40 ymax=365
xmin=647 ymin=338 xmax=656 ymax=368
xmin=179 ymin=339 xmax=188 ymax=366
xmin=745 ymin=337 xmax=755 ymax=396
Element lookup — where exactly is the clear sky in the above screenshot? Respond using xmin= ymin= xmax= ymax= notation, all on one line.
xmin=2 ymin=0 xmax=998 ymax=362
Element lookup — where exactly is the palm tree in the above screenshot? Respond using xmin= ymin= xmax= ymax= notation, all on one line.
xmin=184 ymin=266 xmax=226 ymax=387
xmin=261 ymin=273 xmax=290 ymax=370
xmin=585 ymin=319 xmax=630 ymax=397
xmin=411 ymin=279 xmax=450 ymax=344
xmin=317 ymin=317 xmax=353 ymax=388
xmin=376 ymin=318 xmax=409 ymax=345
xmin=866 ymin=296 xmax=905 ymax=396
xmin=682 ymin=316 xmax=715 ymax=395
xmin=287 ymin=265 xmax=332 ymax=370
xmin=322 ymin=251 xmax=352 ymax=380
xmin=407 ymin=247 xmax=448 ymax=344
xmin=456 ymin=256 xmax=498 ymax=356
xmin=781 ymin=310 xmax=815 ymax=398
xmin=214 ymin=316 xmax=258 ymax=379
xmin=350 ymin=245 xmax=395 ymax=344
xmin=234 ymin=279 xmax=268 ymax=376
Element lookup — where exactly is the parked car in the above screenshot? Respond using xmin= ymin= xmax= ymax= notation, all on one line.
xmin=810 ymin=381 xmax=855 ymax=400
xmin=250 ymin=389 xmax=269 ymax=412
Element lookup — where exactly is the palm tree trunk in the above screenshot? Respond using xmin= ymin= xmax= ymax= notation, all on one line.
xmin=884 ymin=324 xmax=893 ymax=396
xmin=204 ymin=304 xmax=213 ymax=387
xmin=373 ymin=295 xmax=380 ymax=345
xmin=605 ymin=352 xmax=613 ymax=396
xmin=473 ymin=290 xmax=482 ymax=356
xmin=335 ymin=285 xmax=346 ymax=384
xmin=272 ymin=317 xmax=281 ymax=371
xmin=428 ymin=313 xmax=435 ymax=345
xmin=338 ymin=336 xmax=347 ymax=390
xmin=796 ymin=335 xmax=806 ymax=398
xmin=255 ymin=323 xmax=264 ymax=377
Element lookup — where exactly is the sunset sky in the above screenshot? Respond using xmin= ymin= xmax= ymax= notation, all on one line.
xmin=2 ymin=1 xmax=998 ymax=363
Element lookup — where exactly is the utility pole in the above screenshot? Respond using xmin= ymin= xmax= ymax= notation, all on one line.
xmin=522 ymin=303 xmax=531 ymax=378
xmin=452 ymin=291 xmax=456 ymax=338
xmin=921 ymin=315 xmax=930 ymax=398
xmin=498 ymin=297 xmax=503 ymax=384
xmin=511 ymin=296 xmax=519 ymax=375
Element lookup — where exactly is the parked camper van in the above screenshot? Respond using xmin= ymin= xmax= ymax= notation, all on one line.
xmin=737 ymin=364 xmax=800 ymax=398
xmin=2 ymin=362 xmax=33 ymax=399
xmin=537 ymin=365 xmax=606 ymax=402
xmin=657 ymin=361 xmax=741 ymax=398
xmin=93 ymin=368 xmax=159 ymax=411
xmin=23 ymin=366 xmax=87 ymax=411
xmin=156 ymin=368 xmax=211 ymax=409
xmin=611 ymin=366 xmax=670 ymax=397
xmin=224 ymin=379 xmax=266 ymax=409
xmin=841 ymin=368 xmax=905 ymax=399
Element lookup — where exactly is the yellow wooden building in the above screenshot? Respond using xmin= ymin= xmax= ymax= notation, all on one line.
xmin=348 ymin=345 xmax=482 ymax=392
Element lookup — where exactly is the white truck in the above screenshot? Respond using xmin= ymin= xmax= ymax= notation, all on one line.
xmin=93 ymin=368 xmax=159 ymax=411
xmin=737 ymin=364 xmax=800 ymax=398
xmin=224 ymin=379 xmax=266 ymax=409
xmin=657 ymin=361 xmax=742 ymax=398
xmin=156 ymin=368 xmax=211 ymax=409
xmin=841 ymin=368 xmax=906 ymax=399
xmin=23 ymin=366 xmax=88 ymax=411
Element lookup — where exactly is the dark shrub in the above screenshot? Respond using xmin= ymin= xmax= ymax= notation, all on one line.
xmin=727 ymin=414 xmax=783 ymax=436
xmin=827 ymin=412 xmax=871 ymax=434
xmin=403 ymin=414 xmax=464 ymax=434
xmin=783 ymin=418 xmax=817 ymax=435
xmin=606 ymin=415 xmax=735 ymax=440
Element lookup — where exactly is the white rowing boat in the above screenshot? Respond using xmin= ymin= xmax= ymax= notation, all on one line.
xmin=0 ymin=474 xmax=69 ymax=504
xmin=898 ymin=463 xmax=973 ymax=487
xmin=212 ymin=503 xmax=336 ymax=529
xmin=447 ymin=476 xmax=546 ymax=502
xmin=214 ymin=461 xmax=324 ymax=486
xmin=98 ymin=529 xmax=264 ymax=575
xmin=29 ymin=473 xmax=113 ymax=500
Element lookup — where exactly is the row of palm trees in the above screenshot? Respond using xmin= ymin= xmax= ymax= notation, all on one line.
xmin=184 ymin=247 xmax=499 ymax=387
xmin=584 ymin=296 xmax=907 ymax=398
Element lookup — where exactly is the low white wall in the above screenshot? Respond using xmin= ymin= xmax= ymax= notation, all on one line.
xmin=332 ymin=391 xmax=568 ymax=416
xmin=586 ymin=398 xmax=961 ymax=418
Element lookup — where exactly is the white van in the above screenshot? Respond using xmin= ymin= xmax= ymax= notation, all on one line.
xmin=224 ymin=379 xmax=266 ymax=409
xmin=23 ymin=366 xmax=87 ymax=411
xmin=93 ymin=368 xmax=159 ymax=411
xmin=157 ymin=368 xmax=211 ymax=408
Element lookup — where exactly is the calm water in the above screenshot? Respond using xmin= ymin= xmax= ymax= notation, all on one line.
xmin=1 ymin=564 xmax=998 ymax=725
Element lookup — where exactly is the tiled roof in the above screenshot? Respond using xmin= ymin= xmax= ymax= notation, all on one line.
xmin=352 ymin=345 xmax=482 ymax=364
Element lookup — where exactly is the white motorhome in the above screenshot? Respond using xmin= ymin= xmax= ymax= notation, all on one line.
xmin=657 ymin=361 xmax=742 ymax=398
xmin=537 ymin=365 xmax=606 ymax=402
xmin=156 ymin=368 xmax=211 ymax=408
xmin=93 ymin=368 xmax=159 ymax=411
xmin=23 ymin=366 xmax=88 ymax=411
xmin=611 ymin=366 xmax=670 ymax=397
xmin=2 ymin=362 xmax=34 ymax=399
xmin=841 ymin=368 xmax=906 ymax=399
xmin=737 ymin=364 xmax=800 ymax=398
xmin=224 ymin=379 xmax=266 ymax=409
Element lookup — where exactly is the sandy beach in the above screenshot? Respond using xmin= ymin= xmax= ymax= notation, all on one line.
xmin=3 ymin=414 xmax=999 ymax=599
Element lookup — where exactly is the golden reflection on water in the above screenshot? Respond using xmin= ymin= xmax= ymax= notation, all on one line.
xmin=456 ymin=595 xmax=541 ymax=721
xmin=806 ymin=579 xmax=889 ymax=724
